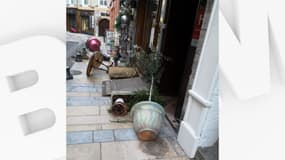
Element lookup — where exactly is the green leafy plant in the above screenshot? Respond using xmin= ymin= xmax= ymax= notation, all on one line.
xmin=115 ymin=9 xmax=132 ymax=31
xmin=127 ymin=87 xmax=165 ymax=111
xmin=127 ymin=46 xmax=165 ymax=110
xmin=115 ymin=0 xmax=132 ymax=31
xmin=134 ymin=47 xmax=163 ymax=83
xmin=115 ymin=15 xmax=121 ymax=31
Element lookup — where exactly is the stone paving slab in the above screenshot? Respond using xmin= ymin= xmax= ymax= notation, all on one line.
xmin=67 ymin=115 xmax=110 ymax=125
xmin=67 ymin=79 xmax=102 ymax=85
xmin=66 ymin=125 xmax=178 ymax=143
xmin=159 ymin=127 xmax=177 ymax=138
xmin=67 ymin=83 xmax=102 ymax=93
xmin=67 ymin=124 xmax=102 ymax=132
xmin=101 ymin=140 xmax=155 ymax=160
xmin=67 ymin=106 xmax=99 ymax=116
xmin=67 ymin=83 xmax=96 ymax=87
xmin=109 ymin=115 xmax=132 ymax=123
xmin=67 ymin=143 xmax=100 ymax=160
xmin=89 ymin=92 xmax=102 ymax=97
xmin=66 ymin=131 xmax=186 ymax=159
xmin=87 ymin=77 xmax=110 ymax=82
xmin=67 ymin=96 xmax=94 ymax=102
xmin=70 ymin=61 xmax=88 ymax=70
xmin=75 ymin=71 xmax=110 ymax=79
xmin=67 ymin=129 xmax=138 ymax=144
xmin=99 ymin=105 xmax=110 ymax=115
xmin=166 ymin=137 xmax=187 ymax=157
xmin=93 ymin=98 xmax=111 ymax=106
xmin=101 ymin=138 xmax=180 ymax=160
xmin=139 ymin=138 xmax=182 ymax=159
xmin=67 ymin=92 xmax=90 ymax=97
xmin=93 ymin=130 xmax=114 ymax=143
xmin=67 ymin=96 xmax=111 ymax=106
xmin=114 ymin=128 xmax=138 ymax=141
xmin=67 ymin=77 xmax=107 ymax=84
xmin=70 ymin=72 xmax=110 ymax=83
xmin=198 ymin=140 xmax=218 ymax=160
xmin=101 ymin=123 xmax=133 ymax=130
xmin=67 ymin=131 xmax=93 ymax=145
xmin=67 ymin=99 xmax=97 ymax=106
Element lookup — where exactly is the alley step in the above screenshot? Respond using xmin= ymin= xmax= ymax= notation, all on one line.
xmin=102 ymin=77 xmax=148 ymax=96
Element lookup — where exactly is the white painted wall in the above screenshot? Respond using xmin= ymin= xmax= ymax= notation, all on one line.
xmin=81 ymin=0 xmax=89 ymax=6
xmin=99 ymin=0 xmax=108 ymax=8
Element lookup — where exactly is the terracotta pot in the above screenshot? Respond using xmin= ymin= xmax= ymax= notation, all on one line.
xmin=130 ymin=101 xmax=165 ymax=141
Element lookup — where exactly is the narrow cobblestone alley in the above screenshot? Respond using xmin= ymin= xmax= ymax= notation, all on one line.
xmin=66 ymin=36 xmax=190 ymax=160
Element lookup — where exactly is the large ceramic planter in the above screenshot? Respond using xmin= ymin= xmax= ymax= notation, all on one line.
xmin=130 ymin=101 xmax=165 ymax=141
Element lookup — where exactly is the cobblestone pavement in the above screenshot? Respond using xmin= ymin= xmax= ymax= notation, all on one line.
xmin=66 ymin=35 xmax=189 ymax=160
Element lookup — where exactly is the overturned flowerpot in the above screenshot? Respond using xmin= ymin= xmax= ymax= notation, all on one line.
xmin=130 ymin=101 xmax=165 ymax=141
xmin=110 ymin=98 xmax=129 ymax=116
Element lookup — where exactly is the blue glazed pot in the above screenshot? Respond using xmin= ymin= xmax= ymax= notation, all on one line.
xmin=130 ymin=101 xmax=165 ymax=141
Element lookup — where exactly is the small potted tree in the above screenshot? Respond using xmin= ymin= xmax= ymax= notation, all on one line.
xmin=129 ymin=46 xmax=165 ymax=141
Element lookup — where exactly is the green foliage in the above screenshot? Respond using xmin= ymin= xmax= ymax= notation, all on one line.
xmin=115 ymin=15 xmax=121 ymax=31
xmin=135 ymin=47 xmax=163 ymax=83
xmin=115 ymin=6 xmax=132 ymax=31
xmin=127 ymin=88 xmax=165 ymax=111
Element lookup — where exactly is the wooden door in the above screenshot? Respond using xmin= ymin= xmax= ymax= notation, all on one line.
xmin=99 ymin=19 xmax=110 ymax=37
xmin=158 ymin=0 xmax=200 ymax=119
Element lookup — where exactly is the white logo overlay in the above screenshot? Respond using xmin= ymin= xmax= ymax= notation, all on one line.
xmin=220 ymin=0 xmax=285 ymax=159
